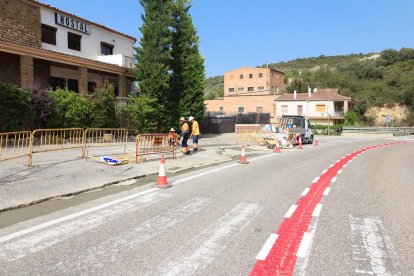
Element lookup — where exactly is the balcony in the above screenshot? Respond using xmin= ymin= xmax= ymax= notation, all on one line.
xmin=97 ymin=54 xmax=137 ymax=69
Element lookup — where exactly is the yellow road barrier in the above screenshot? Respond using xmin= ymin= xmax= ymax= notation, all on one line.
xmin=28 ymin=128 xmax=85 ymax=166
xmin=83 ymin=128 xmax=128 ymax=157
xmin=136 ymin=133 xmax=175 ymax=163
xmin=0 ymin=131 xmax=31 ymax=162
xmin=236 ymin=130 xmax=259 ymax=144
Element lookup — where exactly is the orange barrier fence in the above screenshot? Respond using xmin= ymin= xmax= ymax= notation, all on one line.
xmin=0 ymin=131 xmax=31 ymax=162
xmin=28 ymin=128 xmax=84 ymax=166
xmin=83 ymin=128 xmax=128 ymax=157
xmin=135 ymin=133 xmax=175 ymax=162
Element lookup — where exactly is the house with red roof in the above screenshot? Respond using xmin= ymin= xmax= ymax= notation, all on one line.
xmin=275 ymin=88 xmax=351 ymax=125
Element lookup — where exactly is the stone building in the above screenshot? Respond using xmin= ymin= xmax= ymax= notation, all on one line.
xmin=0 ymin=0 xmax=136 ymax=96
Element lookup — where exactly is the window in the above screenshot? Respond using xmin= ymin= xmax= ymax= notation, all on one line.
xmin=247 ymin=87 xmax=254 ymax=92
xmin=101 ymin=42 xmax=114 ymax=55
xmin=41 ymin=24 xmax=57 ymax=45
xmin=50 ymin=77 xmax=65 ymax=90
xmin=88 ymin=81 xmax=96 ymax=93
xmin=316 ymin=104 xmax=326 ymax=113
xmin=238 ymin=87 xmax=244 ymax=92
xmin=297 ymin=105 xmax=303 ymax=115
xmin=249 ymin=73 xmax=253 ymax=79
xmin=240 ymin=74 xmax=243 ymax=79
xmin=256 ymin=107 xmax=263 ymax=113
xmin=68 ymin=32 xmax=81 ymax=51
xmin=259 ymin=73 xmax=263 ymax=78
xmin=258 ymin=86 xmax=264 ymax=91
xmin=281 ymin=105 xmax=288 ymax=113
xmin=219 ymin=107 xmax=224 ymax=111
xmin=228 ymin=88 xmax=235 ymax=92
xmin=67 ymin=79 xmax=79 ymax=93
xmin=238 ymin=107 xmax=244 ymax=113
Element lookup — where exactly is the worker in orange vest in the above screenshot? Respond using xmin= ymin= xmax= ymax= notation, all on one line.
xmin=179 ymin=117 xmax=190 ymax=155
xmin=189 ymin=116 xmax=200 ymax=153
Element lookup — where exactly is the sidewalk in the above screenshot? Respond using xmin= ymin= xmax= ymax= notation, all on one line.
xmin=0 ymin=133 xmax=267 ymax=211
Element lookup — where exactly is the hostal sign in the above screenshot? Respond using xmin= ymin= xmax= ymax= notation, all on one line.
xmin=55 ymin=13 xmax=90 ymax=34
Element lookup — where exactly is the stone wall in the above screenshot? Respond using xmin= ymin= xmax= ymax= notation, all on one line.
xmin=0 ymin=52 xmax=20 ymax=85
xmin=0 ymin=0 xmax=41 ymax=47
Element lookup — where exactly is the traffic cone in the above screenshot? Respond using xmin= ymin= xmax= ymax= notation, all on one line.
xmin=274 ymin=140 xmax=281 ymax=153
xmin=314 ymin=135 xmax=319 ymax=146
xmin=298 ymin=136 xmax=303 ymax=149
xmin=156 ymin=155 xmax=171 ymax=188
xmin=239 ymin=145 xmax=249 ymax=164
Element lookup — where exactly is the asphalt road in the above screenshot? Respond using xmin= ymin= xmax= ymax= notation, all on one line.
xmin=0 ymin=136 xmax=413 ymax=275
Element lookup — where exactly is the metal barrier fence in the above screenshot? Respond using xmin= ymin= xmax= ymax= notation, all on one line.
xmin=28 ymin=128 xmax=85 ymax=166
xmin=136 ymin=133 xmax=175 ymax=162
xmin=0 ymin=131 xmax=31 ymax=162
xmin=342 ymin=127 xmax=414 ymax=136
xmin=83 ymin=128 xmax=128 ymax=157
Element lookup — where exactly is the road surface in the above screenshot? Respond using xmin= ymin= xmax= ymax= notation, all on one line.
xmin=1 ymin=136 xmax=413 ymax=275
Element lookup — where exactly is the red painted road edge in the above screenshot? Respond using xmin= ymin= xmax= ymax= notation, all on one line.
xmin=250 ymin=142 xmax=406 ymax=276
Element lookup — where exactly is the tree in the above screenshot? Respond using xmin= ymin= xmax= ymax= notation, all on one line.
xmin=135 ymin=0 xmax=172 ymax=131
xmin=171 ymin=0 xmax=205 ymax=122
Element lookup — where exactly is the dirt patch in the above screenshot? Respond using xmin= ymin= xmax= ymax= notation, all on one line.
xmin=365 ymin=104 xmax=409 ymax=126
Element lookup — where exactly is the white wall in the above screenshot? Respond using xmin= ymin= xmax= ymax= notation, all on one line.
xmin=276 ymin=100 xmax=336 ymax=117
xmin=40 ymin=8 xmax=135 ymax=65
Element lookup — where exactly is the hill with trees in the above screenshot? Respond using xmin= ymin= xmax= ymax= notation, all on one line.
xmin=204 ymin=48 xmax=414 ymax=125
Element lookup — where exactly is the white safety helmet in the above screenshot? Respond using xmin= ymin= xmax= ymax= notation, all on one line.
xmin=188 ymin=116 xmax=194 ymax=121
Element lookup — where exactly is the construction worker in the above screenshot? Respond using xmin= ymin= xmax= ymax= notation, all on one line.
xmin=179 ymin=117 xmax=190 ymax=155
xmin=167 ymin=128 xmax=179 ymax=146
xmin=189 ymin=116 xmax=200 ymax=153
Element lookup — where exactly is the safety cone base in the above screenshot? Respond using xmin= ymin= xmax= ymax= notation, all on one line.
xmin=154 ymin=182 xmax=172 ymax=189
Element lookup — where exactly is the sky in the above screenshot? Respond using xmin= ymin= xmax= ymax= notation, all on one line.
xmin=39 ymin=0 xmax=414 ymax=78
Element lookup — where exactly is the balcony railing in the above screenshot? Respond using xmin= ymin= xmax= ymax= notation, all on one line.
xmin=97 ymin=54 xmax=136 ymax=69
xmin=123 ymin=56 xmax=137 ymax=69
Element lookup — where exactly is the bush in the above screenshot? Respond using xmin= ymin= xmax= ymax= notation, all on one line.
xmin=344 ymin=110 xmax=359 ymax=125
xmin=117 ymin=95 xmax=156 ymax=135
xmin=90 ymin=82 xmax=116 ymax=128
xmin=28 ymin=84 xmax=56 ymax=128
xmin=0 ymin=82 xmax=34 ymax=131
xmin=49 ymin=88 xmax=94 ymax=128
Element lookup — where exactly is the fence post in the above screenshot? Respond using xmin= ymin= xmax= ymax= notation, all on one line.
xmin=27 ymin=131 xmax=34 ymax=166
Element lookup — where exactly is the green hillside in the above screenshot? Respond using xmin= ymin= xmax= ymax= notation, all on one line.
xmin=204 ymin=48 xmax=414 ymax=125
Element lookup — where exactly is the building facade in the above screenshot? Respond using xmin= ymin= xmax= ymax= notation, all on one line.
xmin=224 ymin=67 xmax=284 ymax=96
xmin=205 ymin=67 xmax=285 ymax=119
xmin=275 ymin=89 xmax=351 ymax=125
xmin=0 ymin=0 xmax=136 ymax=96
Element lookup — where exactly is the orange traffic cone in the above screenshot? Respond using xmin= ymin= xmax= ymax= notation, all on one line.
xmin=298 ymin=136 xmax=303 ymax=149
xmin=239 ymin=145 xmax=249 ymax=164
xmin=314 ymin=135 xmax=319 ymax=146
xmin=156 ymin=155 xmax=171 ymax=188
xmin=274 ymin=140 xmax=281 ymax=153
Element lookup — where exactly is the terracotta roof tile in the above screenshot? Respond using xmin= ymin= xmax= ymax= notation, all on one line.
xmin=277 ymin=88 xmax=351 ymax=101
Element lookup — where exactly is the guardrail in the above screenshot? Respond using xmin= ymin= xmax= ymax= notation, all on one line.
xmin=28 ymin=128 xmax=85 ymax=166
xmin=83 ymin=128 xmax=128 ymax=157
xmin=0 ymin=131 xmax=31 ymax=162
xmin=135 ymin=133 xmax=175 ymax=162
xmin=342 ymin=127 xmax=414 ymax=136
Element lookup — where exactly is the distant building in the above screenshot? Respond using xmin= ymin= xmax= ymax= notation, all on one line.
xmin=275 ymin=88 xmax=351 ymax=125
xmin=0 ymin=0 xmax=137 ymax=96
xmin=205 ymin=67 xmax=285 ymax=119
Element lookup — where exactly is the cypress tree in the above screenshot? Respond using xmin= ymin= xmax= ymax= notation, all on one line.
xmin=171 ymin=0 xmax=205 ymax=121
xmin=135 ymin=0 xmax=172 ymax=132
